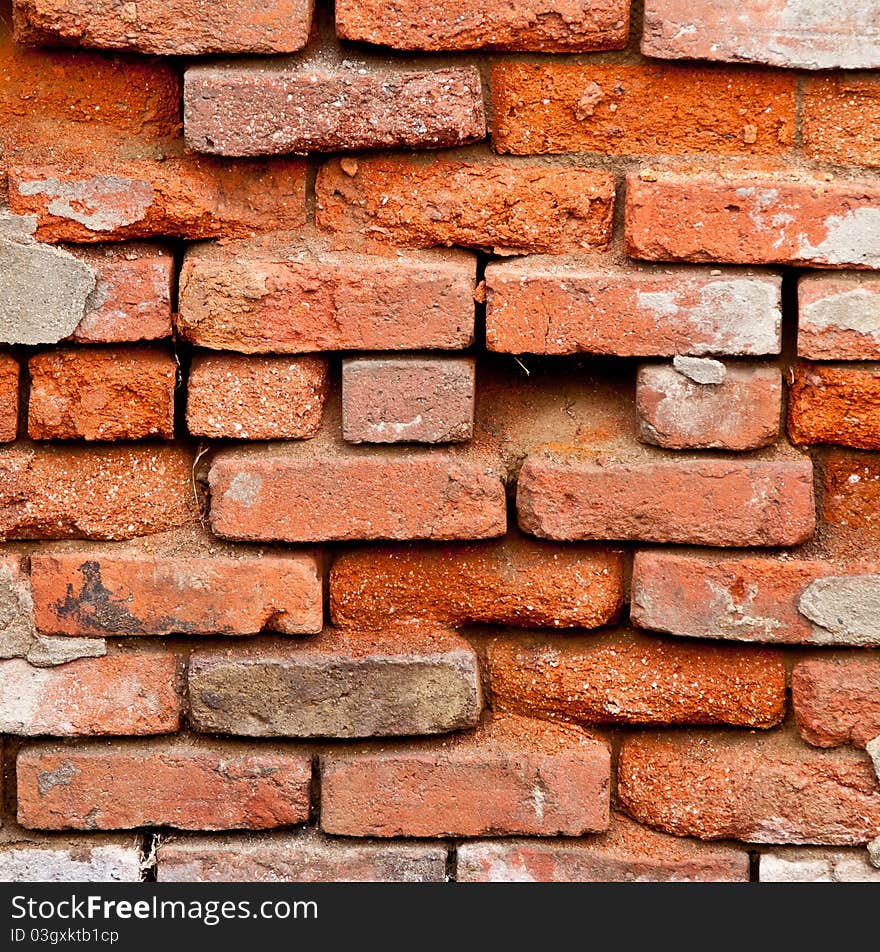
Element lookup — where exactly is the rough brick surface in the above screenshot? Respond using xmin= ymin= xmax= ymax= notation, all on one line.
xmin=316 ymin=158 xmax=615 ymax=255
xmin=0 ymin=355 xmax=19 ymax=443
xmin=17 ymin=741 xmax=311 ymax=831
xmin=185 ymin=65 xmax=486 ymax=156
xmin=626 ymin=165 xmax=880 ymax=268
xmin=0 ymin=654 xmax=179 ymax=736
xmin=798 ymin=273 xmax=880 ymax=360
xmin=321 ymin=716 xmax=610 ymax=837
xmin=804 ymin=78 xmax=880 ymax=167
xmin=793 ymin=659 xmax=880 ymax=749
xmin=342 ymin=357 xmax=475 ymax=444
xmin=335 ymin=0 xmax=630 ymax=51
xmin=517 ymin=453 xmax=815 ymax=546
xmin=28 ymin=347 xmax=176 ymax=441
xmin=485 ymin=260 xmax=782 ymax=356
xmin=760 ymin=847 xmax=880 ymax=883
xmin=0 ymin=837 xmax=142 ymax=882
xmin=208 ymin=445 xmax=506 ymax=542
xmin=330 ymin=538 xmax=624 ymax=630
xmin=788 ymin=364 xmax=880 ymax=449
xmin=618 ymin=732 xmax=880 ymax=845
xmin=492 ymin=64 xmax=795 ymax=156
xmin=457 ymin=814 xmax=750 ymax=882
xmin=158 ymin=831 xmax=447 ymax=882
xmin=187 ymin=354 xmax=329 ymax=440
xmin=487 ymin=633 xmax=785 ymax=729
xmin=642 ymin=0 xmax=880 ymax=70
xmin=824 ymin=451 xmax=880 ymax=544
xmin=13 ymin=0 xmax=315 ymax=55
xmin=187 ymin=628 xmax=481 ymax=738
xmin=637 ymin=362 xmax=781 ymax=450
xmin=31 ymin=550 xmax=322 ymax=637
xmin=177 ymin=239 xmax=475 ymax=354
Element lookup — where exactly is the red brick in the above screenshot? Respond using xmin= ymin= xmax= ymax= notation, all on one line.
xmin=330 ymin=537 xmax=624 ymax=630
xmin=177 ymin=238 xmax=475 ymax=354
xmin=320 ymin=716 xmax=610 ymax=837
xmin=335 ymin=0 xmax=629 ymax=51
xmin=0 ymin=354 xmax=19 ymax=443
xmin=186 ymin=354 xmax=329 ymax=440
xmin=804 ymin=78 xmax=880 ymax=168
xmin=31 ymin=550 xmax=322 ymax=637
xmin=188 ymin=627 xmax=481 ymax=738
xmin=28 ymin=347 xmax=176 ymax=441
xmin=342 ymin=356 xmax=475 ymax=444
xmin=799 ymin=273 xmax=880 ymax=360
xmin=824 ymin=451 xmax=880 ymax=544
xmin=457 ymin=813 xmax=750 ymax=882
xmin=208 ymin=443 xmax=506 ymax=542
xmin=7 ymin=153 xmax=307 ymax=243
xmin=158 ymin=830 xmax=447 ymax=882
xmin=69 ymin=244 xmax=173 ymax=343
xmin=642 ymin=0 xmax=880 ymax=70
xmin=185 ymin=65 xmax=485 ymax=156
xmin=517 ymin=452 xmax=815 ymax=546
xmin=485 ymin=260 xmax=781 ymax=356
xmin=789 ymin=364 xmax=880 ymax=450
xmin=492 ymin=63 xmax=794 ymax=156
xmin=0 ymin=653 xmax=179 ymax=736
xmin=637 ymin=361 xmax=781 ymax=450
xmin=631 ymin=550 xmax=880 ymax=645
xmin=0 ymin=445 xmax=195 ymax=540
xmin=625 ymin=164 xmax=880 ymax=268
xmin=793 ymin=659 xmax=880 ymax=749
xmin=17 ymin=741 xmax=311 ymax=831
xmin=488 ymin=631 xmax=785 ymax=729
xmin=316 ymin=157 xmax=615 ymax=255
xmin=13 ymin=0 xmax=314 ymax=55
xmin=618 ymin=731 xmax=880 ymax=845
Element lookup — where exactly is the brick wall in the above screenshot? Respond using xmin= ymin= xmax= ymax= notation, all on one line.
xmin=1 ymin=0 xmax=880 ymax=884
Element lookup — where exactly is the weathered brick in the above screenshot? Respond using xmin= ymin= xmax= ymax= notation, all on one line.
xmin=208 ymin=444 xmax=506 ymax=542
xmin=492 ymin=64 xmax=794 ymax=156
xmin=330 ymin=537 xmax=624 ymax=631
xmin=626 ymin=165 xmax=880 ymax=268
xmin=823 ymin=451 xmax=880 ymax=544
xmin=485 ymin=260 xmax=781 ymax=356
xmin=799 ymin=273 xmax=880 ymax=360
xmin=793 ymin=659 xmax=880 ymax=748
xmin=789 ymin=364 xmax=880 ymax=449
xmin=28 ymin=346 xmax=176 ymax=441
xmin=177 ymin=238 xmax=475 ymax=354
xmin=188 ymin=627 xmax=481 ymax=738
xmin=517 ymin=452 xmax=814 ymax=546
xmin=0 ymin=654 xmax=179 ymax=736
xmin=631 ymin=550 xmax=880 ymax=645
xmin=642 ymin=0 xmax=880 ymax=70
xmin=7 ymin=154 xmax=307 ymax=243
xmin=187 ymin=354 xmax=329 ymax=440
xmin=760 ymin=847 xmax=880 ymax=882
xmin=185 ymin=65 xmax=485 ymax=156
xmin=31 ymin=550 xmax=322 ymax=637
xmin=0 ymin=836 xmax=142 ymax=882
xmin=13 ymin=0 xmax=314 ymax=55
xmin=0 ymin=445 xmax=194 ymax=540
xmin=69 ymin=244 xmax=173 ymax=343
xmin=457 ymin=813 xmax=750 ymax=882
xmin=158 ymin=830 xmax=446 ymax=882
xmin=320 ymin=716 xmax=610 ymax=837
xmin=342 ymin=356 xmax=475 ymax=444
xmin=17 ymin=741 xmax=311 ymax=831
xmin=487 ymin=632 xmax=785 ymax=729
xmin=637 ymin=361 xmax=781 ymax=450
xmin=618 ymin=731 xmax=880 ymax=845
xmin=804 ymin=78 xmax=880 ymax=168
xmin=335 ymin=0 xmax=630 ymax=51
xmin=0 ymin=354 xmax=19 ymax=443
xmin=316 ymin=157 xmax=615 ymax=255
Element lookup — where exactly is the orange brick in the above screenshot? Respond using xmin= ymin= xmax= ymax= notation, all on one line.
xmin=793 ymin=659 xmax=880 ymax=749
xmin=492 ymin=64 xmax=794 ymax=156
xmin=823 ymin=450 xmax=880 ymax=544
xmin=804 ymin=78 xmax=880 ymax=167
xmin=0 ymin=354 xmax=19 ymax=443
xmin=789 ymin=364 xmax=880 ymax=449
